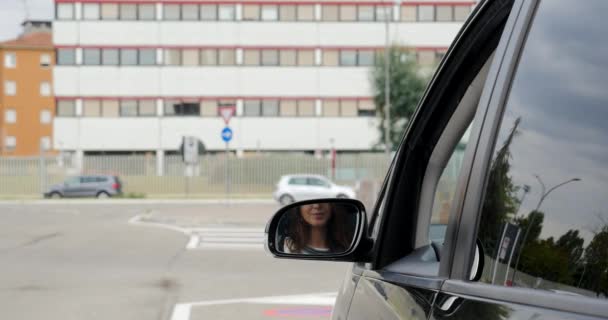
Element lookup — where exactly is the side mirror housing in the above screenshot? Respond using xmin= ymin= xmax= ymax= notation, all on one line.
xmin=265 ymin=198 xmax=372 ymax=262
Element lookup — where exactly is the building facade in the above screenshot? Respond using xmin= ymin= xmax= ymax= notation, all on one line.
xmin=52 ymin=0 xmax=474 ymax=172
xmin=0 ymin=23 xmax=55 ymax=156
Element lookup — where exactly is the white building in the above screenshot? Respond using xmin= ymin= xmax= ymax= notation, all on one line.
xmin=52 ymin=0 xmax=474 ymax=171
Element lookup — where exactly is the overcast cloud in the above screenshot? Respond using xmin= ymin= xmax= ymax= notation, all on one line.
xmin=0 ymin=0 xmax=53 ymax=41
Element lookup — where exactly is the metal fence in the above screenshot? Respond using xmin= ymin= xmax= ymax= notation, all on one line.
xmin=0 ymin=153 xmax=391 ymax=199
xmin=0 ymin=149 xmax=467 ymax=201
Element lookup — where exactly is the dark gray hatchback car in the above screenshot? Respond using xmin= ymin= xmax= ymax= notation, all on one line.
xmin=266 ymin=0 xmax=608 ymax=319
xmin=44 ymin=175 xmax=123 ymax=199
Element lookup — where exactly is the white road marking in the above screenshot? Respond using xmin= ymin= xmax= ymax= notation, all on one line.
xmin=170 ymin=304 xmax=192 ymax=320
xmin=185 ymin=234 xmax=200 ymax=249
xmin=170 ymin=292 xmax=337 ymax=320
xmin=128 ymin=214 xmax=265 ymax=250
xmin=128 ymin=214 xmax=190 ymax=235
xmin=191 ymin=227 xmax=265 ymax=250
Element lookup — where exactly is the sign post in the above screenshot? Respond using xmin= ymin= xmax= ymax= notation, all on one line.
xmin=219 ymin=104 xmax=236 ymax=203
xmin=182 ymin=136 xmax=200 ymax=198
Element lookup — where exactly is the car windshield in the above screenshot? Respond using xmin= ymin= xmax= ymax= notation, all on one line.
xmin=0 ymin=1 xmax=471 ymax=318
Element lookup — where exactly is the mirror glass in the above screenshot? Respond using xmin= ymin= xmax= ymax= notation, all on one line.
xmin=276 ymin=201 xmax=359 ymax=255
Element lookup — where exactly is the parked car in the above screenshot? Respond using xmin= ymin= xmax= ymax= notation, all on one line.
xmin=272 ymin=174 xmax=356 ymax=205
xmin=44 ymin=175 xmax=122 ymax=199
xmin=265 ymin=0 xmax=608 ymax=319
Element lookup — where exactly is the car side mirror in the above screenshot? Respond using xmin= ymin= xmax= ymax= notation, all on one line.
xmin=265 ymin=198 xmax=372 ymax=262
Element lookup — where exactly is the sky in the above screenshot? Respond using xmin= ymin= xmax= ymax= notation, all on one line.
xmin=0 ymin=0 xmax=53 ymax=41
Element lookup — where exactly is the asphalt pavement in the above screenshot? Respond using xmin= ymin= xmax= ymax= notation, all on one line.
xmin=0 ymin=202 xmax=350 ymax=320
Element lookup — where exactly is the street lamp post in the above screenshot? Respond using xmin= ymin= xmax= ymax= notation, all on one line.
xmin=511 ymin=175 xmax=581 ymax=284
xmin=383 ymin=0 xmax=401 ymax=158
xmin=383 ymin=3 xmax=391 ymax=157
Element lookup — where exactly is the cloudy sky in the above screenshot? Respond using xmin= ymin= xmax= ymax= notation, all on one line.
xmin=0 ymin=0 xmax=53 ymax=41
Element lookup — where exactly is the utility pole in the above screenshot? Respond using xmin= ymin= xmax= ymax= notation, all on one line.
xmin=383 ymin=2 xmax=391 ymax=158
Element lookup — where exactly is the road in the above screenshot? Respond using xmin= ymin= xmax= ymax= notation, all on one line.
xmin=0 ymin=202 xmax=350 ymax=320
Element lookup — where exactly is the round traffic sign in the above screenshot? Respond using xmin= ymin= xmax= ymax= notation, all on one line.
xmin=221 ymin=127 xmax=233 ymax=142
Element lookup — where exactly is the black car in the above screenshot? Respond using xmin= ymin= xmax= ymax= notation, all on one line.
xmin=265 ymin=0 xmax=608 ymax=319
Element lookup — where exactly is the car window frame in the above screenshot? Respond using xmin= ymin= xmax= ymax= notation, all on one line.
xmin=444 ymin=0 xmax=608 ymax=317
xmin=361 ymin=0 xmax=519 ymax=274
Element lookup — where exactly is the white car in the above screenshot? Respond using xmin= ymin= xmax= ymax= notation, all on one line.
xmin=272 ymin=174 xmax=356 ymax=205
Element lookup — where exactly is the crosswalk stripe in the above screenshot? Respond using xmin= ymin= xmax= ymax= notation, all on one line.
xmin=186 ymin=227 xmax=265 ymax=250
xmin=197 ymin=243 xmax=263 ymax=249
xmin=202 ymin=237 xmax=263 ymax=243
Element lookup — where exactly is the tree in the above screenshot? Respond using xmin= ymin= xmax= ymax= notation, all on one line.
xmin=582 ymin=225 xmax=608 ymax=296
xmin=514 ymin=210 xmax=545 ymax=246
xmin=556 ymin=229 xmax=585 ymax=269
xmin=478 ymin=118 xmax=522 ymax=254
xmin=371 ymin=47 xmax=428 ymax=150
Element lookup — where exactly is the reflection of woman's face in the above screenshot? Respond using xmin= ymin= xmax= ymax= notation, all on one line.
xmin=300 ymin=203 xmax=332 ymax=228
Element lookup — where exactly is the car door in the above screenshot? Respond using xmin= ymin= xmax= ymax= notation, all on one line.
xmin=287 ymin=177 xmax=310 ymax=201
xmin=307 ymin=177 xmax=332 ymax=199
xmin=79 ymin=176 xmax=98 ymax=197
xmin=342 ymin=1 xmax=520 ymax=319
xmin=62 ymin=176 xmax=82 ymax=197
xmin=434 ymin=1 xmax=608 ymax=319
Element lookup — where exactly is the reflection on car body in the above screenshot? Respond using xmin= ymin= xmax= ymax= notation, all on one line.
xmin=265 ymin=0 xmax=608 ymax=319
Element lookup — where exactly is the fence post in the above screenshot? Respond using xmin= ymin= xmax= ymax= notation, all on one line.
xmin=38 ymin=144 xmax=47 ymax=195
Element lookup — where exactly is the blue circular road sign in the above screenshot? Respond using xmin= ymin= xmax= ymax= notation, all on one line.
xmin=221 ymin=127 xmax=233 ymax=142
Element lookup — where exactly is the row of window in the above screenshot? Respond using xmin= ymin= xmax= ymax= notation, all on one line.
xmin=57 ymin=3 xmax=157 ymax=21
xmin=57 ymin=48 xmax=157 ymax=66
xmin=4 ymin=109 xmax=53 ymax=125
xmin=3 ymin=80 xmax=51 ymax=97
xmin=2 ymin=136 xmax=51 ymax=152
xmin=57 ymin=48 xmax=445 ymax=67
xmin=3 ymin=52 xmax=52 ymax=69
xmin=56 ymin=3 xmax=472 ymax=22
xmin=56 ymin=99 xmax=376 ymax=117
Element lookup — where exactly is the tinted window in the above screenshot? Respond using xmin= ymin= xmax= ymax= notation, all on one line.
xmin=308 ymin=178 xmax=329 ymax=187
xmin=65 ymin=177 xmax=80 ymax=185
xmin=164 ymin=101 xmax=200 ymax=116
xmin=430 ymin=124 xmax=471 ymax=244
xmin=102 ymin=49 xmax=119 ymax=65
xmin=57 ymin=49 xmax=76 ymax=65
xmin=139 ymin=49 xmax=156 ymax=65
xmin=83 ymin=49 xmax=101 ymax=65
xmin=288 ymin=177 xmax=307 ymax=186
xmin=476 ymin=0 xmax=608 ymax=299
xmin=121 ymin=49 xmax=138 ymax=65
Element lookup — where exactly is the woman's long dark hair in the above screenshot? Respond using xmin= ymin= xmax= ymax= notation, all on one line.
xmin=286 ymin=204 xmax=354 ymax=253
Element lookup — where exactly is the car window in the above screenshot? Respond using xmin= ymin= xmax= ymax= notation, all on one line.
xmin=307 ymin=178 xmax=329 ymax=187
xmin=65 ymin=177 xmax=80 ymax=185
xmin=81 ymin=176 xmax=95 ymax=183
xmin=430 ymin=124 xmax=472 ymax=243
xmin=96 ymin=176 xmax=108 ymax=183
xmin=476 ymin=0 xmax=608 ymax=299
xmin=288 ymin=177 xmax=307 ymax=185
